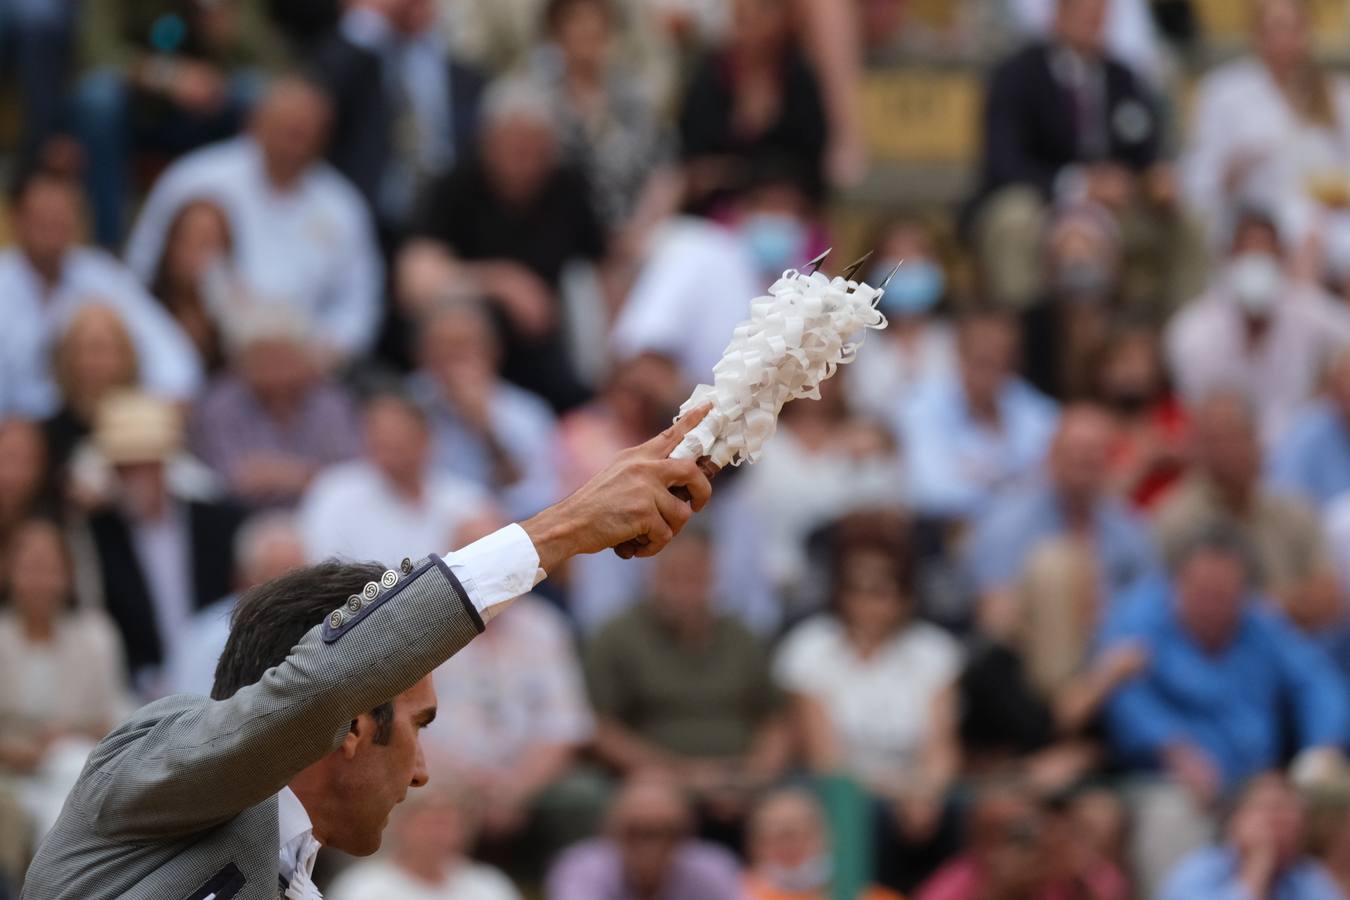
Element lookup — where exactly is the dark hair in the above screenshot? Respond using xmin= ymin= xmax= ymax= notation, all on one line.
xmin=1168 ymin=522 xmax=1261 ymax=587
xmin=212 ymin=560 xmax=396 ymax=744
xmin=150 ymin=198 xmax=234 ymax=302
xmin=825 ymin=512 xmax=915 ymax=609
xmin=9 ymin=165 xmax=79 ymax=208
xmin=543 ymin=0 xmax=616 ymax=35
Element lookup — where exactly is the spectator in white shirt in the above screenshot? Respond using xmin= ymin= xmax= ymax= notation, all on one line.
xmin=124 ymin=77 xmax=384 ymax=363
xmin=1166 ymin=210 xmax=1350 ymax=449
xmin=328 ymin=785 xmax=522 ymax=900
xmin=408 ymin=300 xmax=560 ymax=520
xmin=0 ymin=169 xmax=203 ymax=418
xmin=1180 ymin=0 xmax=1350 ymax=260
xmin=298 ymin=391 xmax=490 ymax=567
xmin=425 ymin=512 xmax=597 ymax=859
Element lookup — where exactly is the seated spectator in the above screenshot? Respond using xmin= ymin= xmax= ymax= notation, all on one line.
xmin=190 ymin=304 xmax=360 ymax=508
xmin=1100 ymin=527 xmax=1349 ymax=893
xmin=1155 ymin=390 xmax=1336 ymax=614
xmin=774 ymin=534 xmax=964 ymax=891
xmin=79 ymin=392 xmax=244 ymax=692
xmin=845 ymin=218 xmax=958 ymax=424
xmin=147 ymin=199 xmax=234 ymax=370
xmin=900 ymin=309 xmax=1059 ymax=520
xmin=1271 ymin=347 xmax=1350 ymax=509
xmin=742 ymin=383 xmax=904 ymax=610
xmin=586 ymin=530 xmax=788 ymax=835
xmin=1091 ymin=322 xmax=1188 ymax=511
xmin=124 ymin=78 xmax=383 ymax=364
xmin=546 ymin=773 xmax=743 ymax=900
xmin=0 ymin=518 xmax=131 ymax=833
xmin=71 ymin=0 xmax=287 ymax=246
xmin=297 ymin=392 xmax=490 ymax=566
xmin=408 ymin=300 xmax=560 ymax=520
xmin=162 ymin=511 xmax=307 ymax=697
xmin=423 ymin=512 xmax=595 ymax=857
xmin=916 ymin=781 xmax=1128 ymax=900
xmin=42 ymin=305 xmax=140 ymax=482
xmin=1161 ymin=773 xmax=1344 ymax=900
xmin=0 ymin=169 xmax=202 ymax=418
xmin=678 ymin=0 xmax=826 ymax=211
xmin=609 ymin=165 xmax=812 ymax=388
xmin=328 ymin=785 xmax=522 ymax=900
xmin=1166 ymin=210 xmax=1350 ymax=449
xmin=398 ymin=78 xmax=605 ymax=411
xmin=0 ymin=420 xmax=53 ymax=579
xmin=968 ymin=0 xmax=1197 ymax=313
xmin=964 ymin=405 xmax=1157 ymax=664
xmin=556 ymin=352 xmax=685 ymax=627
xmin=311 ymin=0 xmax=486 ymax=237
xmin=1181 ymin=0 xmax=1350 ymax=265
xmin=532 ymin=0 xmax=672 ymax=234
xmin=1019 ymin=208 xmax=1122 ymax=401
xmin=743 ymin=787 xmax=901 ymax=900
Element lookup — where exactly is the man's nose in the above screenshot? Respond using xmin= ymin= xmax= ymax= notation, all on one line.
xmin=411 ymin=739 xmax=430 ymax=788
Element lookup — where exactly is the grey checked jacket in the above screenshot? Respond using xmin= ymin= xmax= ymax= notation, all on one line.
xmin=21 ymin=554 xmax=484 ymax=900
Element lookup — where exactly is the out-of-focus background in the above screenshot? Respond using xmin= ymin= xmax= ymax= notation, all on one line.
xmin=12 ymin=0 xmax=1350 ymax=897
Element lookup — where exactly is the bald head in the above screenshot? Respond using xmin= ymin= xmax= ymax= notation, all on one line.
xmin=251 ymin=78 xmax=332 ymax=186
xmin=1049 ymin=405 xmax=1116 ymax=508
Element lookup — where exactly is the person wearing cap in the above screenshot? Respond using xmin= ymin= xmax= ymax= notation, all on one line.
xmin=25 ymin=407 xmax=714 ymax=899
xmin=81 ymin=391 xmax=245 ymax=694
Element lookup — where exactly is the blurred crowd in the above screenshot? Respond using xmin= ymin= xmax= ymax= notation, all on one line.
xmin=10 ymin=0 xmax=1350 ymax=897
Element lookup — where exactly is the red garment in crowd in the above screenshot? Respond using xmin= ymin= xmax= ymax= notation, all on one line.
xmin=1108 ymin=395 xmax=1190 ymax=512
xmin=914 ymin=856 xmax=1128 ymax=900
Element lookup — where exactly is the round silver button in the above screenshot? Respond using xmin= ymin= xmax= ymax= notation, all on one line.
xmin=381 ymin=570 xmax=399 ymax=589
xmin=329 ymin=610 xmax=346 ymax=629
xmin=362 ymin=581 xmax=380 ymax=601
xmin=345 ymin=595 xmax=363 ymax=614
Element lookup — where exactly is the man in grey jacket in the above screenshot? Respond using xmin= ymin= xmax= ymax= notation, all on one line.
xmin=22 ymin=408 xmax=714 ymax=900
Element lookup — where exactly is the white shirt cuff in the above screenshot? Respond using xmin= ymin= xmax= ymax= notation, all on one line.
xmin=443 ymin=523 xmax=545 ymax=623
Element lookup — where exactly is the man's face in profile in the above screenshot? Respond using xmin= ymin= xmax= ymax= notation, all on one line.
xmin=321 ymin=677 xmax=438 ymax=855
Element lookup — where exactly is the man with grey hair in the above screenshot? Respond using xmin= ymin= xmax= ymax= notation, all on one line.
xmin=1099 ymin=522 xmax=1350 ymax=895
xmin=397 ymin=77 xmax=605 ymax=410
xmin=163 ymin=511 xmax=309 ymax=697
xmin=189 ymin=303 xmax=361 ymax=508
xmin=124 ymin=76 xmax=384 ymax=363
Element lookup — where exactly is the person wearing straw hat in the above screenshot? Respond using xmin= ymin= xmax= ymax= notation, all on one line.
xmin=80 ymin=390 xmax=244 ymax=694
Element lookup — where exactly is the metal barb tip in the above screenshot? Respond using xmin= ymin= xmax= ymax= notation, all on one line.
xmin=840 ymin=250 xmax=874 ymax=281
xmin=805 ymin=247 xmax=832 ymax=274
xmin=878 ymin=259 xmax=904 ymax=289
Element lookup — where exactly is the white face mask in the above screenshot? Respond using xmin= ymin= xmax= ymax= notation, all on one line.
xmin=761 ymin=853 xmax=833 ymax=893
xmin=1227 ymin=252 xmax=1284 ymax=317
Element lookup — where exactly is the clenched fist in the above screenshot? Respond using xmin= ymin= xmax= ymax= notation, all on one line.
xmin=521 ymin=405 xmax=714 ymax=572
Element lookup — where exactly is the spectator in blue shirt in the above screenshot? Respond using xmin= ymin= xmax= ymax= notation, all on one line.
xmin=1270 ymin=347 xmax=1350 ymax=510
xmin=1161 ymin=773 xmax=1344 ymax=900
xmin=965 ymin=404 xmax=1158 ymax=651
xmin=1101 ymin=526 xmax=1349 ymax=798
xmin=900 ymin=309 xmax=1059 ymax=521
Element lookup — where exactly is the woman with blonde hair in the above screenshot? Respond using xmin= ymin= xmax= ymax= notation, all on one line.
xmin=43 ymin=303 xmax=139 ymax=477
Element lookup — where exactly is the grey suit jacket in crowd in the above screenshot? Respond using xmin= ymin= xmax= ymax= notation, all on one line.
xmin=21 ymin=554 xmax=484 ymax=900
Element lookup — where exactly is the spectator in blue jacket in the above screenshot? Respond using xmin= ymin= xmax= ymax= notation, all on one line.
xmin=1099 ymin=523 xmax=1350 ymax=894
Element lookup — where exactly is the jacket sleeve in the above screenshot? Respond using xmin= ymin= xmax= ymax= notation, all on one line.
xmin=86 ymin=554 xmax=483 ymax=840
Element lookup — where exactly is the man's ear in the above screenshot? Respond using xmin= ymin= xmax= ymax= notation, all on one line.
xmin=343 ymin=714 xmax=371 ymax=760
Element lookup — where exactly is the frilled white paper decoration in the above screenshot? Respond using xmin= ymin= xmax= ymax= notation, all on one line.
xmin=671 ymin=267 xmax=889 ymax=467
